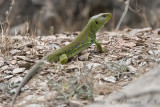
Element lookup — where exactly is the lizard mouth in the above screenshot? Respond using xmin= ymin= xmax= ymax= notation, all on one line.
xmin=104 ymin=13 xmax=112 ymax=23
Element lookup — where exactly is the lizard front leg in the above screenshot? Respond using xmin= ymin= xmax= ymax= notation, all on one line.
xmin=94 ymin=39 xmax=104 ymax=52
xmin=59 ymin=54 xmax=68 ymax=64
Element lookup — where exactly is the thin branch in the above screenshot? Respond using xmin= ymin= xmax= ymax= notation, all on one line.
xmin=116 ymin=0 xmax=130 ymax=30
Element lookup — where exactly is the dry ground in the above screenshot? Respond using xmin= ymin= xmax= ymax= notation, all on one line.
xmin=0 ymin=27 xmax=160 ymax=107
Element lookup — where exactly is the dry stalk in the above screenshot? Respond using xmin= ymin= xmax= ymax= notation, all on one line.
xmin=128 ymin=0 xmax=149 ymax=27
xmin=0 ymin=0 xmax=15 ymax=55
xmin=116 ymin=0 xmax=130 ymax=30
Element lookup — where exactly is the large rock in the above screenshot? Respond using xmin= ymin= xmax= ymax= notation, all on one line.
xmin=87 ymin=65 xmax=160 ymax=107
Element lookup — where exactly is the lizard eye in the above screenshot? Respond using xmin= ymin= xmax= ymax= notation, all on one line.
xmin=95 ymin=21 xmax=98 ymax=25
xmin=102 ymin=14 xmax=106 ymax=17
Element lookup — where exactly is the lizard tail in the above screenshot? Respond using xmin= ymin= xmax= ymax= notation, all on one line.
xmin=11 ymin=59 xmax=45 ymax=107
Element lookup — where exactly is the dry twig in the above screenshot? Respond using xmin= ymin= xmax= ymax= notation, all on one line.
xmin=116 ymin=0 xmax=130 ymax=30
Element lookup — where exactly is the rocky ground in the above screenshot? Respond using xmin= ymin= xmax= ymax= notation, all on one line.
xmin=0 ymin=27 xmax=160 ymax=107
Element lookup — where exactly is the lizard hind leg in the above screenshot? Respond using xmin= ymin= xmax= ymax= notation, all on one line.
xmin=59 ymin=54 xmax=68 ymax=64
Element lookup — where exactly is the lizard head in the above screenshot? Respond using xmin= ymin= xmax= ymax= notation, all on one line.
xmin=89 ymin=13 xmax=112 ymax=32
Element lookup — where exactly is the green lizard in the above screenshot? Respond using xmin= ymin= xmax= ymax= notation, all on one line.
xmin=11 ymin=13 xmax=112 ymax=106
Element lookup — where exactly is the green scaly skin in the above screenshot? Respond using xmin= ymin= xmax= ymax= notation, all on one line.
xmin=11 ymin=13 xmax=112 ymax=107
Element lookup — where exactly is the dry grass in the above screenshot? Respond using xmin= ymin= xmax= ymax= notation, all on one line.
xmin=0 ymin=0 xmax=15 ymax=55
xmin=48 ymin=63 xmax=94 ymax=101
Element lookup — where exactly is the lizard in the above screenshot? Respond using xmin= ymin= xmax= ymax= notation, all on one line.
xmin=11 ymin=13 xmax=112 ymax=107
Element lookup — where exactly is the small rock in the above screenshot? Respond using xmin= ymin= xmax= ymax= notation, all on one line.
xmin=14 ymin=56 xmax=26 ymax=60
xmin=139 ymin=61 xmax=147 ymax=67
xmin=64 ymin=41 xmax=70 ymax=45
xmin=10 ymin=60 xmax=17 ymax=65
xmin=87 ymin=63 xmax=101 ymax=70
xmin=66 ymin=64 xmax=79 ymax=71
xmin=25 ymin=42 xmax=34 ymax=48
xmin=4 ymin=75 xmax=13 ymax=79
xmin=103 ymin=76 xmax=116 ymax=83
xmin=94 ymin=74 xmax=103 ymax=79
xmin=148 ymin=50 xmax=159 ymax=56
xmin=128 ymin=65 xmax=136 ymax=73
xmin=1 ymin=65 xmax=9 ymax=71
xmin=4 ymin=70 xmax=12 ymax=74
xmin=129 ymin=27 xmax=152 ymax=36
xmin=25 ymin=104 xmax=43 ymax=107
xmin=18 ymin=61 xmax=31 ymax=69
xmin=36 ymin=96 xmax=45 ymax=102
xmin=24 ymin=95 xmax=35 ymax=101
xmin=0 ymin=60 xmax=4 ymax=67
xmin=11 ymin=76 xmax=23 ymax=85
xmin=13 ymin=68 xmax=25 ymax=74
xmin=26 ymin=51 xmax=31 ymax=54
xmin=125 ymin=58 xmax=132 ymax=65
xmin=39 ymin=82 xmax=48 ymax=91
xmin=69 ymin=100 xmax=83 ymax=107
xmin=10 ymin=49 xmax=21 ymax=55
xmin=123 ymin=75 xmax=128 ymax=79
xmin=48 ymin=43 xmax=60 ymax=49
xmin=94 ymin=95 xmax=104 ymax=101
xmin=43 ymin=36 xmax=56 ymax=41
xmin=45 ymin=91 xmax=58 ymax=101
xmin=78 ymin=52 xmax=90 ymax=61
xmin=148 ymin=50 xmax=154 ymax=55
xmin=35 ymin=46 xmax=43 ymax=50
xmin=104 ymin=57 xmax=109 ymax=62
xmin=57 ymin=104 xmax=67 ymax=107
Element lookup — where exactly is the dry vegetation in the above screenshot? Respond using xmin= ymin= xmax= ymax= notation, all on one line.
xmin=0 ymin=27 xmax=160 ymax=106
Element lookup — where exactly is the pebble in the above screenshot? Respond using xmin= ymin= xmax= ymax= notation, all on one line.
xmin=25 ymin=104 xmax=43 ymax=107
xmin=87 ymin=63 xmax=101 ymax=70
xmin=4 ymin=75 xmax=13 ymax=79
xmin=103 ymin=76 xmax=116 ymax=83
xmin=13 ymin=68 xmax=25 ymax=74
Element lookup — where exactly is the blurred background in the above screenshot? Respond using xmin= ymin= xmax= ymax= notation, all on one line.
xmin=0 ymin=0 xmax=160 ymax=35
